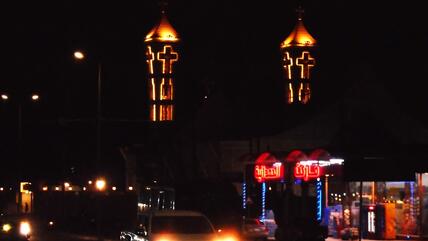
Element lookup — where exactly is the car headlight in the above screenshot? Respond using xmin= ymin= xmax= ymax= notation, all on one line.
xmin=214 ymin=234 xmax=239 ymax=241
xmin=2 ymin=223 xmax=12 ymax=232
xmin=20 ymin=221 xmax=31 ymax=236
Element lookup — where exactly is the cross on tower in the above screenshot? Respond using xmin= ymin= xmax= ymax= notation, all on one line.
xmin=146 ymin=46 xmax=155 ymax=74
xmin=282 ymin=51 xmax=293 ymax=80
xmin=158 ymin=45 xmax=178 ymax=74
xmin=297 ymin=51 xmax=315 ymax=79
xmin=296 ymin=6 xmax=305 ymax=21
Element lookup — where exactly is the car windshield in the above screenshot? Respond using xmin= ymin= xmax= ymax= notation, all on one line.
xmin=151 ymin=216 xmax=214 ymax=234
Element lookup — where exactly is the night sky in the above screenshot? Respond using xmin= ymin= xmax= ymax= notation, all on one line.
xmin=1 ymin=0 xmax=427 ymax=183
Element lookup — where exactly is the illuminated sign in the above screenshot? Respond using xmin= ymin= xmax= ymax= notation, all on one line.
xmin=294 ymin=162 xmax=320 ymax=181
xmin=254 ymin=163 xmax=284 ymax=183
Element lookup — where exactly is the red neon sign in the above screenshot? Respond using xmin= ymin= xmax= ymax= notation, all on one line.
xmin=254 ymin=163 xmax=284 ymax=182
xmin=294 ymin=163 xmax=320 ymax=181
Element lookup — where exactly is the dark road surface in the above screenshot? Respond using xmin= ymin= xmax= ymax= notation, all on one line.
xmin=31 ymin=231 xmax=118 ymax=241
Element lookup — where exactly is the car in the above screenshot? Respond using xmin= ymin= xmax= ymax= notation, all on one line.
xmin=242 ymin=218 xmax=269 ymax=241
xmin=0 ymin=216 xmax=31 ymax=241
xmin=120 ymin=210 xmax=239 ymax=241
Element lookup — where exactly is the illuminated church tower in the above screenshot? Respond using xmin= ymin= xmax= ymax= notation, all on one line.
xmin=144 ymin=4 xmax=180 ymax=121
xmin=280 ymin=7 xmax=317 ymax=104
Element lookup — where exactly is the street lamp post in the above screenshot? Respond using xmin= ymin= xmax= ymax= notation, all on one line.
xmin=1 ymin=92 xmax=40 ymax=213
xmin=73 ymin=50 xmax=102 ymax=174
xmin=73 ymin=51 xmax=104 ymax=240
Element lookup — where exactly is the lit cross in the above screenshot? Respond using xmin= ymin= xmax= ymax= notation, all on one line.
xmin=158 ymin=45 xmax=178 ymax=74
xmin=283 ymin=52 xmax=293 ymax=79
xmin=146 ymin=46 xmax=155 ymax=74
xmin=296 ymin=51 xmax=315 ymax=79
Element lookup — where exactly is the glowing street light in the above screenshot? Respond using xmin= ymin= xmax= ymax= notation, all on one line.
xmin=1 ymin=94 xmax=8 ymax=100
xmin=95 ymin=179 xmax=106 ymax=191
xmin=31 ymin=94 xmax=39 ymax=101
xmin=73 ymin=51 xmax=85 ymax=60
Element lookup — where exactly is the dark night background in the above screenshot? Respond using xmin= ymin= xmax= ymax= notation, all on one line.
xmin=0 ymin=1 xmax=427 ymax=184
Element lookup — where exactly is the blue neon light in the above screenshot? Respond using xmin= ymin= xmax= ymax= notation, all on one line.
xmin=410 ymin=181 xmax=415 ymax=218
xmin=261 ymin=182 xmax=266 ymax=222
xmin=242 ymin=182 xmax=247 ymax=209
xmin=316 ymin=180 xmax=322 ymax=221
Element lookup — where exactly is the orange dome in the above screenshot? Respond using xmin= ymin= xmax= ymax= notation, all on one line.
xmin=145 ymin=12 xmax=179 ymax=42
xmin=281 ymin=15 xmax=316 ymax=48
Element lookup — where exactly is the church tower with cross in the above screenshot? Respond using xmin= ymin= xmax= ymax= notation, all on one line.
xmin=144 ymin=3 xmax=180 ymax=121
xmin=280 ymin=7 xmax=317 ymax=105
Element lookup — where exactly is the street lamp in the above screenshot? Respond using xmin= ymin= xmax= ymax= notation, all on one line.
xmin=95 ymin=178 xmax=106 ymax=191
xmin=94 ymin=177 xmax=106 ymax=240
xmin=0 ymin=92 xmax=41 ymax=148
xmin=73 ymin=50 xmax=103 ymax=175
xmin=0 ymin=92 xmax=40 ymax=213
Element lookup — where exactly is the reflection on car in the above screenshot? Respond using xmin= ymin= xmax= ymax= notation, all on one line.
xmin=242 ymin=218 xmax=268 ymax=241
xmin=120 ymin=210 xmax=239 ymax=241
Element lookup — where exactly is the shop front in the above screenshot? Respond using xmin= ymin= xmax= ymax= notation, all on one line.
xmin=241 ymin=150 xmax=428 ymax=240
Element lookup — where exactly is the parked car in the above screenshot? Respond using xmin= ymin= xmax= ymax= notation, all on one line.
xmin=242 ymin=218 xmax=268 ymax=241
xmin=121 ymin=210 xmax=239 ymax=241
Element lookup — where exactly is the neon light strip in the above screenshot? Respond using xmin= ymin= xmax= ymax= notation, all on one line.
xmin=298 ymin=82 xmax=303 ymax=102
xmin=261 ymin=182 xmax=266 ymax=222
xmin=242 ymin=182 xmax=247 ymax=209
xmin=316 ymin=180 xmax=322 ymax=221
xmin=368 ymin=211 xmax=375 ymax=233
xmin=152 ymin=105 xmax=157 ymax=121
xmin=169 ymin=78 xmax=174 ymax=100
xmin=160 ymin=78 xmax=166 ymax=100
xmin=157 ymin=45 xmax=178 ymax=74
xmin=296 ymin=51 xmax=315 ymax=79
xmin=283 ymin=52 xmax=293 ymax=79
xmin=410 ymin=181 xmax=415 ymax=218
xmin=146 ymin=46 xmax=154 ymax=74
xmin=151 ymin=78 xmax=156 ymax=101
xmin=288 ymin=83 xmax=294 ymax=103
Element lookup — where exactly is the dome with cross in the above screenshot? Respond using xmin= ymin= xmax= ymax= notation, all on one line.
xmin=281 ymin=8 xmax=316 ymax=48
xmin=145 ymin=11 xmax=179 ymax=43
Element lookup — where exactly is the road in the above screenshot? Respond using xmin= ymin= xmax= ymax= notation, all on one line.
xmin=30 ymin=231 xmax=119 ymax=241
